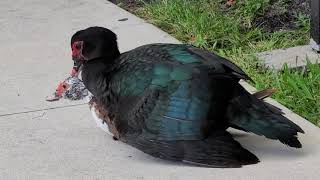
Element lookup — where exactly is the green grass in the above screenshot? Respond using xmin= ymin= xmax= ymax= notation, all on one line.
xmin=272 ymin=62 xmax=320 ymax=125
xmin=133 ymin=0 xmax=320 ymax=126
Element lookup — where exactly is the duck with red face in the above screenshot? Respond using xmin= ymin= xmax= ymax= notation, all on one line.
xmin=53 ymin=26 xmax=304 ymax=168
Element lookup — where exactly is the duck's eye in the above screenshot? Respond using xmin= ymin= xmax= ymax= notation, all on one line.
xmin=75 ymin=44 xmax=81 ymax=50
xmin=72 ymin=41 xmax=83 ymax=50
xmin=72 ymin=43 xmax=79 ymax=50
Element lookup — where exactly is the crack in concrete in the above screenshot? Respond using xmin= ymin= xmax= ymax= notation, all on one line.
xmin=0 ymin=103 xmax=87 ymax=117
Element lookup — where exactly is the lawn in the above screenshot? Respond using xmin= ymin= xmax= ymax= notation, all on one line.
xmin=117 ymin=0 xmax=319 ymax=126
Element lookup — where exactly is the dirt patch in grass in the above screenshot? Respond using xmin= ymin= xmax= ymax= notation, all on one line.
xmin=115 ymin=0 xmax=145 ymax=12
xmin=118 ymin=0 xmax=310 ymax=33
xmin=253 ymin=0 xmax=310 ymax=32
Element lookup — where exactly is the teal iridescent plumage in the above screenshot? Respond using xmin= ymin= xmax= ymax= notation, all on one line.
xmin=109 ymin=44 xmax=215 ymax=140
xmin=163 ymin=45 xmax=201 ymax=63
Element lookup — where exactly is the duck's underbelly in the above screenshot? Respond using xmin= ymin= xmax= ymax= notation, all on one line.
xmin=87 ymin=94 xmax=113 ymax=136
xmin=90 ymin=105 xmax=113 ymax=136
xmin=88 ymin=96 xmax=121 ymax=139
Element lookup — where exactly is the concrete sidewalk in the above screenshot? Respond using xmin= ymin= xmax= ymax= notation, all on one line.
xmin=0 ymin=0 xmax=319 ymax=179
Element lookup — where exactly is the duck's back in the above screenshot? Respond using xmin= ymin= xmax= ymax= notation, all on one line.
xmin=90 ymin=43 xmax=303 ymax=167
xmin=101 ymin=44 xmax=248 ymax=141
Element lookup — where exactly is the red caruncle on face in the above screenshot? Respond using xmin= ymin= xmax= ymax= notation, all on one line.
xmin=71 ymin=41 xmax=84 ymax=59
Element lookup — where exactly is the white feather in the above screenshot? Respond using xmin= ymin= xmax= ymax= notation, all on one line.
xmin=86 ymin=92 xmax=112 ymax=136
xmin=90 ymin=106 xmax=112 ymax=136
xmin=56 ymin=76 xmax=112 ymax=135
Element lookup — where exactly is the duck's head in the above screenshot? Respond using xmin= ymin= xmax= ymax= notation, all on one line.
xmin=70 ymin=26 xmax=120 ymax=77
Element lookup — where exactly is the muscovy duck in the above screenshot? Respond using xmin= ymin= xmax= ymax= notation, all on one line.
xmin=67 ymin=26 xmax=304 ymax=167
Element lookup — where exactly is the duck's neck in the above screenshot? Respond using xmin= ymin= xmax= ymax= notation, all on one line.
xmin=81 ymin=57 xmax=117 ymax=97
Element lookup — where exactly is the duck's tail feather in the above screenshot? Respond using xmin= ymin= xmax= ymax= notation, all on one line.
xmin=227 ymin=84 xmax=304 ymax=148
xmin=126 ymin=130 xmax=259 ymax=168
xmin=253 ymin=88 xmax=277 ymax=100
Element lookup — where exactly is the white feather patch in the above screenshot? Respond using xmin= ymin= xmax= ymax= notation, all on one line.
xmin=90 ymin=106 xmax=113 ymax=136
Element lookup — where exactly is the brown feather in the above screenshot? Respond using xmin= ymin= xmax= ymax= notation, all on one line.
xmin=253 ymin=88 xmax=277 ymax=100
xmin=89 ymin=98 xmax=120 ymax=140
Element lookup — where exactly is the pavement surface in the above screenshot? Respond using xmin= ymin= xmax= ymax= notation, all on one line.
xmin=0 ymin=0 xmax=319 ymax=179
xmin=258 ymin=45 xmax=320 ymax=70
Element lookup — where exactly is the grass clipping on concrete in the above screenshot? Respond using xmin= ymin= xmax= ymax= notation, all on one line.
xmin=126 ymin=0 xmax=319 ymax=126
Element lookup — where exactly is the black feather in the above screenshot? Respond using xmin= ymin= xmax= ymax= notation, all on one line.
xmin=227 ymin=84 xmax=304 ymax=148
xmin=125 ymin=130 xmax=259 ymax=168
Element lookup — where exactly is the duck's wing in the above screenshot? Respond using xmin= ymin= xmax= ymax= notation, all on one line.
xmin=94 ymin=44 xmax=260 ymax=167
xmin=107 ymin=44 xmax=244 ymax=141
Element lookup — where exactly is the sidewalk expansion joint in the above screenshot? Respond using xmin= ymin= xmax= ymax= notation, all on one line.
xmin=0 ymin=103 xmax=87 ymax=117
